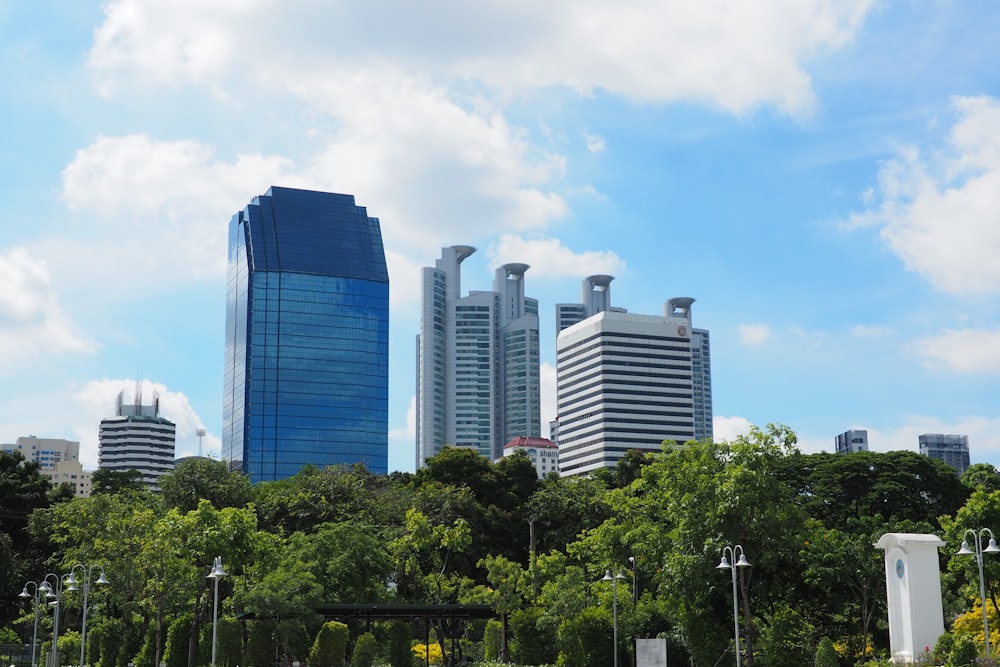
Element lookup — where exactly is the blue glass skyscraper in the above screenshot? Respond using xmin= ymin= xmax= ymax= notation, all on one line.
xmin=223 ymin=186 xmax=389 ymax=482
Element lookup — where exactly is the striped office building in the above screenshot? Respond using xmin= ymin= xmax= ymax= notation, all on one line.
xmin=555 ymin=292 xmax=711 ymax=476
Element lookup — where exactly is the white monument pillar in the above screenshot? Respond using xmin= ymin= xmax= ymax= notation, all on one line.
xmin=874 ymin=533 xmax=946 ymax=663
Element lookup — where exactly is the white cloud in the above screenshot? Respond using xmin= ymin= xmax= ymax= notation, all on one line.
xmin=914 ymin=328 xmax=1000 ymax=374
xmin=0 ymin=247 xmax=96 ymax=364
xmin=486 ymin=235 xmax=625 ymax=279
xmin=89 ymin=0 xmax=268 ymax=95
xmin=58 ymin=134 xmax=298 ymax=290
xmin=389 ymin=395 xmax=416 ymax=442
xmin=294 ymin=70 xmax=569 ymax=255
xmin=713 ymin=416 xmax=755 ymax=442
xmin=74 ymin=378 xmax=217 ymax=468
xmin=585 ymin=133 xmax=606 ymax=155
xmin=849 ymin=324 xmax=892 ymax=338
xmin=848 ymin=96 xmax=1000 ymax=295
xmin=88 ymin=0 xmax=874 ymax=117
xmin=738 ymin=323 xmax=772 ymax=347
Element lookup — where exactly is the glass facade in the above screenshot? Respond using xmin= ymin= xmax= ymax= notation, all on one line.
xmin=223 ymin=187 xmax=389 ymax=482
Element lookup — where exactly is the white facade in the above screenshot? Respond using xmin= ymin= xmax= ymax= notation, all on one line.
xmin=416 ymin=246 xmax=540 ymax=468
xmin=556 ymin=298 xmax=712 ymax=476
xmin=502 ymin=436 xmax=559 ymax=478
xmin=874 ymin=533 xmax=945 ymax=664
xmin=99 ymin=387 xmax=176 ymax=491
xmin=835 ymin=429 xmax=869 ymax=454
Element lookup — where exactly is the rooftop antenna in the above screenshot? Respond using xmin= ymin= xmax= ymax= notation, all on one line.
xmin=196 ymin=429 xmax=206 ymax=457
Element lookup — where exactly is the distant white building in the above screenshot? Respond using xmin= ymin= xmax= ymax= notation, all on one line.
xmin=2 ymin=436 xmax=92 ymax=497
xmin=99 ymin=385 xmax=176 ymax=491
xmin=502 ymin=436 xmax=559 ymax=478
xmin=919 ymin=434 xmax=970 ymax=475
xmin=835 ymin=429 xmax=869 ymax=454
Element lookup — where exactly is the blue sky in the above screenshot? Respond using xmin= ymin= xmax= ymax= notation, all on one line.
xmin=2 ymin=1 xmax=1000 ymax=474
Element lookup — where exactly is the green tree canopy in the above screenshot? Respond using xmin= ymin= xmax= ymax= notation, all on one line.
xmin=159 ymin=458 xmax=252 ymax=512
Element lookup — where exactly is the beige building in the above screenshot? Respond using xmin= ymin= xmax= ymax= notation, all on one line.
xmin=3 ymin=436 xmax=93 ymax=497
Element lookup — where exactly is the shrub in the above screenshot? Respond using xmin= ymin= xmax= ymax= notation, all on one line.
xmin=387 ymin=621 xmax=412 ymax=667
xmin=814 ymin=637 xmax=838 ymax=667
xmin=482 ymin=620 xmax=502 ymax=662
xmin=949 ymin=633 xmax=977 ymax=667
xmin=163 ymin=613 xmax=192 ymax=667
xmin=310 ymin=621 xmax=350 ymax=667
xmin=935 ymin=633 xmax=955 ymax=665
xmin=350 ymin=632 xmax=376 ymax=667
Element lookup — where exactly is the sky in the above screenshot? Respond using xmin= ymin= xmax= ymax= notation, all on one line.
xmin=2 ymin=0 xmax=1000 ymax=474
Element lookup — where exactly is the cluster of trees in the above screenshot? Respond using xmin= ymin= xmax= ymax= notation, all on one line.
xmin=2 ymin=424 xmax=1000 ymax=667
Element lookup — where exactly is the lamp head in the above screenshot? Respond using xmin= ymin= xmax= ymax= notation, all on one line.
xmin=65 ymin=572 xmax=78 ymax=588
xmin=735 ymin=553 xmax=752 ymax=568
xmin=19 ymin=587 xmax=31 ymax=599
xmin=208 ymin=557 xmax=228 ymax=579
xmin=96 ymin=572 xmax=110 ymax=585
xmin=985 ymin=538 xmax=1000 ymax=554
xmin=601 ymin=570 xmax=613 ymax=582
xmin=716 ymin=555 xmax=732 ymax=570
xmin=958 ymin=540 xmax=974 ymax=556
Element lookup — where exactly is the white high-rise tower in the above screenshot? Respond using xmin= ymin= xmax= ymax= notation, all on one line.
xmin=99 ymin=383 xmax=176 ymax=491
xmin=555 ymin=287 xmax=712 ymax=476
xmin=416 ymin=246 xmax=540 ymax=468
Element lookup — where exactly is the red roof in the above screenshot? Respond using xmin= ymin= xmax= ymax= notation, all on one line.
xmin=504 ymin=436 xmax=557 ymax=450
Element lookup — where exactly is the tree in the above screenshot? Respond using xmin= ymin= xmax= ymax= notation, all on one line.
xmin=0 ymin=450 xmax=52 ymax=621
xmin=159 ymin=458 xmax=252 ymax=512
xmin=288 ymin=521 xmax=393 ymax=604
xmin=776 ymin=449 xmax=969 ymax=531
xmin=235 ymin=532 xmax=323 ymax=666
xmin=253 ymin=464 xmax=394 ymax=534
xmin=478 ymin=554 xmax=530 ymax=660
xmin=90 ymin=468 xmax=146 ymax=495
xmin=523 ymin=474 xmax=611 ymax=554
xmin=390 ymin=508 xmax=472 ymax=664
xmin=963 ymin=463 xmax=1000 ymax=493
xmin=941 ymin=490 xmax=1000 ymax=630
xmin=800 ymin=519 xmax=886 ymax=661
xmin=572 ymin=424 xmax=807 ymax=666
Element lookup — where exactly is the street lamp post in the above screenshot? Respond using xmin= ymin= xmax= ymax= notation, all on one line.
xmin=67 ymin=564 xmax=109 ymax=667
xmin=601 ymin=569 xmax=627 ymax=667
xmin=958 ymin=528 xmax=1000 ymax=658
xmin=717 ymin=545 xmax=752 ymax=667
xmin=628 ymin=556 xmax=638 ymax=603
xmin=19 ymin=581 xmax=44 ymax=667
xmin=207 ymin=557 xmax=227 ymax=667
xmin=38 ymin=572 xmax=70 ymax=667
